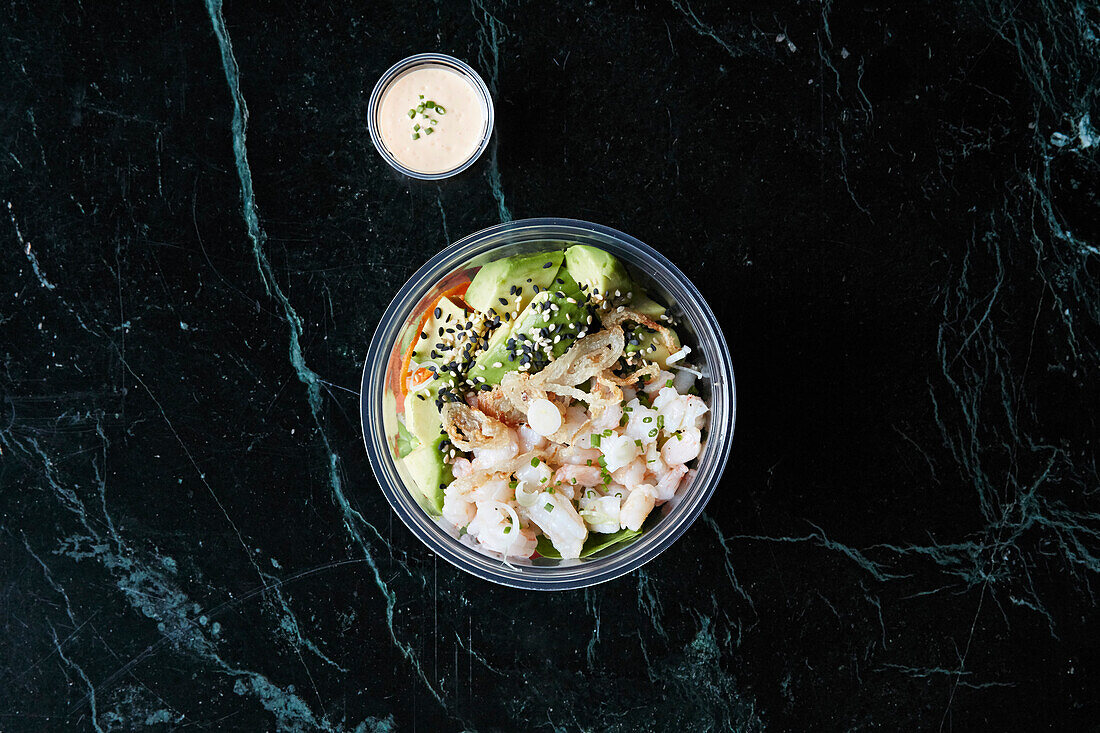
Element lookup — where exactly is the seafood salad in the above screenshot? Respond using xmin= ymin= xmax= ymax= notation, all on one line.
xmin=393 ymin=245 xmax=708 ymax=560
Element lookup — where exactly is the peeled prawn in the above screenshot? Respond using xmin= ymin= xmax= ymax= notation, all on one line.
xmin=620 ymin=484 xmax=657 ymax=530
xmin=661 ymin=428 xmax=702 ymax=465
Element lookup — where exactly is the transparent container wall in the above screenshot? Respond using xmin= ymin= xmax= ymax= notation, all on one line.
xmin=364 ymin=219 xmax=734 ymax=589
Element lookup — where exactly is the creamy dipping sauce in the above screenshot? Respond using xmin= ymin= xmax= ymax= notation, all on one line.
xmin=377 ymin=66 xmax=487 ymax=175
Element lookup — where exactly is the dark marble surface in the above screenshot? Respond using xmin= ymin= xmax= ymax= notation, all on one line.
xmin=2 ymin=1 xmax=1098 ymax=730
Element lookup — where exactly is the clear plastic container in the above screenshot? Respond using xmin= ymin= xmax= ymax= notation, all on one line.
xmin=367 ymin=53 xmax=494 ymax=180
xmin=361 ymin=219 xmax=736 ymax=589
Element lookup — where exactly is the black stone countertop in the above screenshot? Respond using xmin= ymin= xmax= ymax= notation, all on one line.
xmin=2 ymin=2 xmax=1098 ymax=730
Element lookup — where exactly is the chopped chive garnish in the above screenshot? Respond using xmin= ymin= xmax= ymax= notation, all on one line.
xmin=591 ymin=434 xmax=601 ymax=447
xmin=413 ymin=123 xmax=420 ymax=131
xmin=503 ymin=526 xmax=512 ymax=534
xmin=603 ymin=429 xmax=613 ymax=437
xmin=676 ymin=433 xmax=683 ymax=440
xmin=643 ymin=416 xmax=653 ymax=423
xmin=411 ymin=132 xmax=420 ymax=140
xmin=544 ymin=503 xmax=554 ymax=512
xmin=407 ymin=109 xmax=416 ymax=118
xmin=509 ymin=480 xmax=518 ymax=490
xmin=419 ymin=94 xmax=424 ymax=99
xmin=548 ymin=487 xmax=555 ymax=494
xmin=649 ymin=428 xmax=658 ymax=437
xmin=657 ymin=415 xmax=665 ymax=429
xmin=531 ymin=457 xmax=540 ymax=467
xmin=424 ymin=100 xmax=436 ymax=109
xmin=436 ymin=105 xmax=446 ymax=114
xmin=635 ymin=439 xmax=642 ymax=446
xmin=416 ymin=103 xmax=425 ymax=112
xmin=425 ymin=127 xmax=434 ymax=135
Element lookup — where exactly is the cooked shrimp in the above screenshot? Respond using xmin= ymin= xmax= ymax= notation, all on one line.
xmin=551 ymin=443 xmax=602 ymax=466
xmin=515 ymin=458 xmax=552 ymax=488
xmin=517 ymin=424 xmax=547 ymax=453
xmin=553 ymin=464 xmax=602 ymax=488
xmin=643 ymin=371 xmax=675 ymax=394
xmin=467 ymin=501 xmax=536 ymax=558
xmin=451 ymin=457 xmax=473 ymax=478
xmin=620 ymin=484 xmax=657 ymax=530
xmin=442 ymin=485 xmax=476 ymax=527
xmin=611 ymin=458 xmax=646 ymax=490
xmin=601 ymin=433 xmax=640 ymax=472
xmin=471 ymin=427 xmax=518 ymax=471
xmin=654 ymin=463 xmax=688 ymax=501
xmin=579 ymin=494 xmax=621 ymax=533
xmin=661 ymin=428 xmax=702 ymax=465
xmin=469 ymin=475 xmax=511 ymax=503
xmin=624 ymin=398 xmax=660 ymax=444
xmin=522 ymin=491 xmax=587 ymax=559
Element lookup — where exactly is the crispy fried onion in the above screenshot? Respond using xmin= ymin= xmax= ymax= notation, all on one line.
xmin=600 ymin=306 xmax=678 ymax=352
xmin=539 ymin=326 xmax=626 ymax=386
xmin=457 ymin=317 xmax=666 ymax=442
xmin=441 ymin=402 xmax=513 ymax=451
xmin=476 ymin=386 xmax=527 ymax=427
xmin=602 ymin=363 xmax=661 ymax=386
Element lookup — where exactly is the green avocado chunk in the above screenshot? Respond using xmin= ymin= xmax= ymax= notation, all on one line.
xmin=624 ymin=324 xmax=681 ymax=369
xmin=411 ymin=296 xmax=470 ymax=363
xmin=403 ymin=389 xmax=441 ymax=444
xmin=628 ymin=285 xmax=667 ymax=318
xmin=473 ymin=265 xmax=590 ymax=385
xmin=464 ymin=251 xmax=565 ymax=315
xmin=403 ymin=432 xmax=452 ymax=514
xmin=564 ymin=244 xmax=631 ymax=300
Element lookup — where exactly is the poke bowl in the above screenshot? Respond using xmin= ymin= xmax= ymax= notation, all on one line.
xmin=361 ymin=218 xmax=735 ymax=589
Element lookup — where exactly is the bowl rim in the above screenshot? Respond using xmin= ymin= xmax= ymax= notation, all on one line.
xmin=366 ymin=52 xmax=495 ymax=181
xmin=360 ymin=217 xmax=736 ymax=590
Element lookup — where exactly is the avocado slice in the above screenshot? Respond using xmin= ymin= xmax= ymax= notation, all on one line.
xmin=411 ymin=296 xmax=472 ymax=363
xmin=628 ymin=285 xmax=667 ymax=318
xmin=564 ymin=245 xmax=631 ymax=300
xmin=473 ymin=265 xmax=591 ymax=385
xmin=624 ymin=324 xmax=681 ymax=369
xmin=404 ymin=389 xmax=442 ymax=444
xmin=403 ymin=432 xmax=452 ymax=514
xmin=464 ymin=251 xmax=565 ymax=315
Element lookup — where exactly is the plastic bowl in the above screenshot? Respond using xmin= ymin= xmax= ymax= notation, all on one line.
xmin=361 ymin=218 xmax=736 ymax=589
xmin=366 ymin=53 xmax=495 ymax=180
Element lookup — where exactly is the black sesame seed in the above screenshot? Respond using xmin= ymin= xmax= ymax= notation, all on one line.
xmin=556 ymin=291 xmax=565 ymax=298
xmin=434 ymin=307 xmax=442 ymax=319
xmin=542 ymin=261 xmax=553 ymax=268
xmin=556 ymin=278 xmax=564 ymax=285
xmin=498 ymin=297 xmax=508 ymax=306
xmin=480 ymin=384 xmax=492 ymax=391
xmin=504 ymin=313 xmax=511 ymax=322
xmin=420 ymin=331 xmax=427 ymax=339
